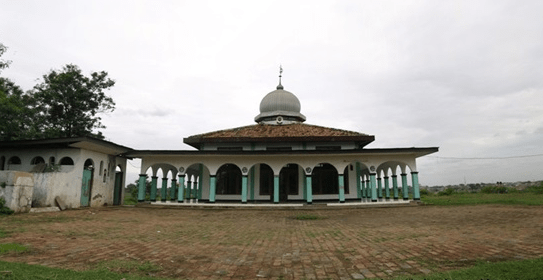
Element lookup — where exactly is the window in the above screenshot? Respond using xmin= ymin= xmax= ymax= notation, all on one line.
xmin=31 ymin=157 xmax=45 ymax=165
xmin=216 ymin=164 xmax=242 ymax=195
xmin=217 ymin=147 xmax=243 ymax=151
xmin=266 ymin=147 xmax=292 ymax=151
xmin=8 ymin=156 xmax=21 ymax=165
xmin=280 ymin=164 xmax=299 ymax=195
xmin=315 ymin=146 xmax=341 ymax=151
xmin=59 ymin=157 xmax=74 ymax=165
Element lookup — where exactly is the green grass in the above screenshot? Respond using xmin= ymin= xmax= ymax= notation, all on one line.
xmin=0 ymin=243 xmax=28 ymax=254
xmin=421 ymin=192 xmax=543 ymax=206
xmin=293 ymin=213 xmax=325 ymax=220
xmin=384 ymin=257 xmax=543 ymax=280
xmin=123 ymin=192 xmax=138 ymax=205
xmin=0 ymin=260 xmax=177 ymax=280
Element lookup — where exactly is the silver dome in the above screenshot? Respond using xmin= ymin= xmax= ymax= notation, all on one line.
xmin=254 ymin=86 xmax=306 ymax=123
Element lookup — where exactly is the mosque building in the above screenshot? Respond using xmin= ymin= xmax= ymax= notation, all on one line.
xmin=127 ymin=71 xmax=438 ymax=204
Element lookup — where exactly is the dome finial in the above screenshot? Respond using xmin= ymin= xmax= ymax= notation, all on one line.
xmin=277 ymin=65 xmax=284 ymax=90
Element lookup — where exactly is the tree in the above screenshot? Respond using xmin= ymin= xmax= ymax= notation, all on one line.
xmin=32 ymin=64 xmax=115 ymax=139
xmin=0 ymin=43 xmax=11 ymax=73
xmin=0 ymin=78 xmax=38 ymax=141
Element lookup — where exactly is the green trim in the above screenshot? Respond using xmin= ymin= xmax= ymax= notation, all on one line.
xmin=242 ymin=175 xmax=248 ymax=203
xmin=150 ymin=176 xmax=158 ymax=202
xmin=177 ymin=175 xmax=185 ymax=202
xmin=209 ymin=176 xmax=216 ymax=203
xmin=302 ymin=172 xmax=307 ymax=200
xmin=137 ymin=174 xmax=147 ymax=202
xmin=161 ymin=177 xmax=167 ymax=202
xmin=338 ymin=175 xmax=345 ymax=202
xmin=273 ymin=175 xmax=279 ymax=204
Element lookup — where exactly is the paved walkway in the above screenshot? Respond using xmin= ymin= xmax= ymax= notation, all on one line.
xmin=1 ymin=205 xmax=543 ymax=279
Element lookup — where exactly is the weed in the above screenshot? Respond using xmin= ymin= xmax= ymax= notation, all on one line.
xmin=0 ymin=243 xmax=28 ymax=254
xmin=293 ymin=214 xmax=325 ymax=220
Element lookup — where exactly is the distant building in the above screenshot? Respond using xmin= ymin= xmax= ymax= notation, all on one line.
xmin=127 ymin=76 xmax=438 ymax=204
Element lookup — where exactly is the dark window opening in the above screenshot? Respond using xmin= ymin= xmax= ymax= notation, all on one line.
xmin=266 ymin=147 xmax=292 ymax=151
xmin=217 ymin=147 xmax=243 ymax=151
xmin=31 ymin=156 xmax=45 ymax=165
xmin=8 ymin=156 xmax=21 ymax=165
xmin=312 ymin=163 xmax=338 ymax=195
xmin=216 ymin=164 xmax=242 ymax=195
xmin=259 ymin=164 xmax=274 ymax=195
xmin=280 ymin=164 xmax=299 ymax=196
xmin=316 ymin=146 xmax=341 ymax=151
xmin=60 ymin=157 xmax=74 ymax=165
xmin=343 ymin=166 xmax=350 ymax=194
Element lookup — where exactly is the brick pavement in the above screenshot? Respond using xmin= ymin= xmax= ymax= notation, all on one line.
xmin=1 ymin=204 xmax=543 ymax=279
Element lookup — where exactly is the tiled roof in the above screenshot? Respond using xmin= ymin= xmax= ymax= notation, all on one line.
xmin=183 ymin=123 xmax=375 ymax=148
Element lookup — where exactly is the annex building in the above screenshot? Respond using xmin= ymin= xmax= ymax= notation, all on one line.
xmin=126 ymin=77 xmax=438 ymax=205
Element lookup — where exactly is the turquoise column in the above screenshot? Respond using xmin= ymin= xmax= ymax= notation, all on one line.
xmin=273 ymin=175 xmax=279 ymax=204
xmin=137 ymin=174 xmax=147 ymax=202
xmin=150 ymin=176 xmax=158 ymax=202
xmin=384 ymin=176 xmax=390 ymax=199
xmin=370 ymin=173 xmax=377 ymax=202
xmin=161 ymin=177 xmax=168 ymax=202
xmin=392 ymin=175 xmax=399 ymax=200
xmin=306 ymin=175 xmax=312 ymax=204
xmin=377 ymin=177 xmax=383 ymax=199
xmin=186 ymin=180 xmax=192 ymax=201
xmin=209 ymin=175 xmax=216 ymax=203
xmin=356 ymin=163 xmax=362 ymax=199
xmin=192 ymin=180 xmax=198 ymax=200
xmin=170 ymin=179 xmax=177 ymax=202
xmin=177 ymin=175 xmax=185 ymax=203
xmin=338 ymin=174 xmax=345 ymax=203
xmin=361 ymin=179 xmax=366 ymax=199
xmin=250 ymin=168 xmax=255 ymax=201
xmin=241 ymin=175 xmax=248 ymax=203
xmin=366 ymin=179 xmax=371 ymax=199
xmin=401 ymin=173 xmax=409 ymax=200
xmin=412 ymin=172 xmax=420 ymax=200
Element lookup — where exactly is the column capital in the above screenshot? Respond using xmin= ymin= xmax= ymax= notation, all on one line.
xmin=171 ymin=179 xmax=177 ymax=182
xmin=151 ymin=176 xmax=158 ymax=179
xmin=139 ymin=174 xmax=147 ymax=177
xmin=391 ymin=174 xmax=397 ymax=178
xmin=400 ymin=173 xmax=407 ymax=176
xmin=411 ymin=171 xmax=419 ymax=174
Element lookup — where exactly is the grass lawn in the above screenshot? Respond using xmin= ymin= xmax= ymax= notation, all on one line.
xmin=0 ymin=257 xmax=541 ymax=280
xmin=422 ymin=191 xmax=543 ymax=206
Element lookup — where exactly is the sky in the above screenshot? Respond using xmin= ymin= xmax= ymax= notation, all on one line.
xmin=1 ymin=0 xmax=542 ymax=186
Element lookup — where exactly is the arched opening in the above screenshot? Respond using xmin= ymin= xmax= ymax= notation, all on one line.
xmin=312 ymin=163 xmax=338 ymax=195
xmin=343 ymin=165 xmax=351 ymax=195
xmin=49 ymin=156 xmax=55 ymax=165
xmin=113 ymin=165 xmax=123 ymax=205
xmin=216 ymin=164 xmax=242 ymax=195
xmin=0 ymin=156 xmax=5 ymax=170
xmin=31 ymin=156 xmax=45 ymax=165
xmin=8 ymin=156 xmax=21 ymax=165
xmin=279 ymin=163 xmax=299 ymax=202
xmin=258 ymin=164 xmax=274 ymax=196
xmin=59 ymin=157 xmax=74 ymax=165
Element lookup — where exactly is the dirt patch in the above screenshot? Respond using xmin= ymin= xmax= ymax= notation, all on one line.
xmin=1 ymin=205 xmax=542 ymax=279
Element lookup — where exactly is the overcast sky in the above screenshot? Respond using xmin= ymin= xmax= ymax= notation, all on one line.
xmin=1 ymin=0 xmax=542 ymax=186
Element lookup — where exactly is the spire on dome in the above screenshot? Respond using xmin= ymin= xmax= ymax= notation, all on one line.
xmin=277 ymin=65 xmax=284 ymax=90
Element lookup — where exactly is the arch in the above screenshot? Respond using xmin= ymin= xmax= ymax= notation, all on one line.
xmin=113 ymin=164 xmax=124 ymax=205
xmin=81 ymin=159 xmax=94 ymax=207
xmin=0 ymin=156 xmax=4 ymax=170
xmin=59 ymin=157 xmax=74 ymax=165
xmin=279 ymin=163 xmax=299 ymax=201
xmin=31 ymin=156 xmax=45 ymax=165
xmin=8 ymin=156 xmax=21 ymax=165
xmin=257 ymin=163 xmax=274 ymax=196
xmin=312 ymin=163 xmax=338 ymax=195
xmin=343 ymin=165 xmax=351 ymax=194
xmin=216 ymin=164 xmax=242 ymax=195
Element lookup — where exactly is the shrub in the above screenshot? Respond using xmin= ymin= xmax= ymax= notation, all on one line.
xmin=437 ymin=188 xmax=455 ymax=196
xmin=419 ymin=189 xmax=430 ymax=196
xmin=0 ymin=197 xmax=14 ymax=215
xmin=525 ymin=183 xmax=543 ymax=194
xmin=481 ymin=186 xmax=508 ymax=194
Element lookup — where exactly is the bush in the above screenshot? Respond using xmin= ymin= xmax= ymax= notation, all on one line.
xmin=481 ymin=186 xmax=508 ymax=194
xmin=419 ymin=188 xmax=429 ymax=196
xmin=0 ymin=197 xmax=14 ymax=215
xmin=437 ymin=188 xmax=455 ymax=196
xmin=525 ymin=183 xmax=543 ymax=194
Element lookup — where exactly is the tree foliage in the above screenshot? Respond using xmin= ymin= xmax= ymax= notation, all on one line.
xmin=32 ymin=64 xmax=116 ymax=139
xmin=0 ymin=43 xmax=116 ymax=141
